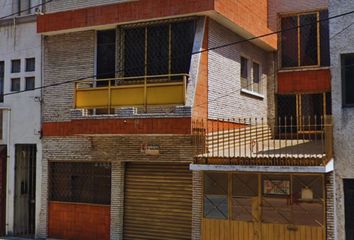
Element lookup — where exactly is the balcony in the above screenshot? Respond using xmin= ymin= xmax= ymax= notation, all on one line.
xmin=193 ymin=116 xmax=333 ymax=166
xmin=74 ymin=74 xmax=188 ymax=110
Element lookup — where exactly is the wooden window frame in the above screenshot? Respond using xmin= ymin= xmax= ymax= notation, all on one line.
xmin=280 ymin=11 xmax=321 ymax=69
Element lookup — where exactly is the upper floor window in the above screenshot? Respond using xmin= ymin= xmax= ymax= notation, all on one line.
xmin=25 ymin=58 xmax=35 ymax=72
xmin=11 ymin=59 xmax=21 ymax=73
xmin=342 ymin=53 xmax=354 ymax=107
xmin=0 ymin=62 xmax=3 ymax=102
xmin=241 ymin=57 xmax=263 ymax=95
xmin=18 ymin=0 xmax=31 ymax=15
xmin=121 ymin=20 xmax=196 ymax=78
xmin=281 ymin=10 xmax=329 ymax=68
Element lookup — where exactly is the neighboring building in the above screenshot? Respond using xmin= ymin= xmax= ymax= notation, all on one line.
xmin=35 ymin=0 xmax=276 ymax=239
xmin=329 ymin=0 xmax=354 ymax=239
xmin=0 ymin=0 xmax=43 ymax=238
xmin=192 ymin=1 xmax=334 ymax=240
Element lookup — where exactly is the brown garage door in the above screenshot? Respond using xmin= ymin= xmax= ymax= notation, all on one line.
xmin=124 ymin=163 xmax=192 ymax=240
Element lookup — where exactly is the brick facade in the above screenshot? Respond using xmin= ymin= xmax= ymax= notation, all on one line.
xmin=43 ymin=31 xmax=95 ymax=122
xmin=208 ymin=20 xmax=273 ymax=120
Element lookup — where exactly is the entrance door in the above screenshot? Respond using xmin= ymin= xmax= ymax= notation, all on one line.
xmin=14 ymin=144 xmax=36 ymax=237
xmin=0 ymin=146 xmax=6 ymax=236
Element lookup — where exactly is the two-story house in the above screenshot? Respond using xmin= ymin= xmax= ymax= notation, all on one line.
xmin=0 ymin=0 xmax=43 ymax=238
xmin=191 ymin=0 xmax=334 ymax=240
xmin=36 ymin=0 xmax=277 ymax=239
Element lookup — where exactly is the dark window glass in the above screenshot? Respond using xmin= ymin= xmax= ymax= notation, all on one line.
xmin=344 ymin=179 xmax=354 ymax=240
xmin=124 ymin=27 xmax=145 ymax=77
xmin=147 ymin=24 xmax=169 ymax=75
xmin=320 ymin=10 xmax=330 ymax=66
xmin=326 ymin=92 xmax=332 ymax=115
xmin=11 ymin=60 xmax=21 ymax=73
xmin=96 ymin=30 xmax=116 ymax=80
xmin=300 ymin=14 xmax=318 ymax=66
xmin=18 ymin=0 xmax=31 ymax=15
xmin=171 ymin=21 xmax=195 ymax=74
xmin=49 ymin=162 xmax=112 ymax=205
xmin=11 ymin=78 xmax=20 ymax=92
xmin=25 ymin=58 xmax=35 ymax=72
xmin=281 ymin=16 xmax=298 ymax=67
xmin=253 ymin=62 xmax=261 ymax=93
xmin=122 ymin=20 xmax=196 ymax=78
xmin=342 ymin=53 xmax=354 ymax=106
xmin=25 ymin=77 xmax=35 ymax=91
xmin=0 ymin=62 xmax=4 ymax=102
xmin=241 ymin=57 xmax=248 ymax=79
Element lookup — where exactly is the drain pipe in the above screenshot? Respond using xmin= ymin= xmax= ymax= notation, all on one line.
xmin=0 ymin=106 xmax=11 ymax=234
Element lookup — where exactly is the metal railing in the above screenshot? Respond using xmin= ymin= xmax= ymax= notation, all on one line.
xmin=74 ymin=74 xmax=188 ymax=111
xmin=192 ymin=116 xmax=333 ymax=166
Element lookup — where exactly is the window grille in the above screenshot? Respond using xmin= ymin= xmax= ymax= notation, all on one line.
xmin=49 ymin=162 xmax=112 ymax=205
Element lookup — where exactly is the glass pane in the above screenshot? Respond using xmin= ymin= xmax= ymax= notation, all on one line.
xmin=281 ymin=16 xmax=298 ymax=67
xmin=25 ymin=77 xmax=35 ymax=91
xmin=241 ymin=57 xmax=248 ymax=79
xmin=97 ymin=30 xmax=116 ymax=81
xmin=300 ymin=14 xmax=318 ymax=66
xmin=320 ymin=10 xmax=330 ymax=66
xmin=11 ymin=78 xmax=20 ymax=92
xmin=11 ymin=59 xmax=21 ymax=73
xmin=0 ymin=62 xmax=3 ymax=102
xmin=342 ymin=54 xmax=354 ymax=105
xmin=124 ymin=27 xmax=145 ymax=77
xmin=253 ymin=62 xmax=260 ymax=93
xmin=262 ymin=175 xmax=292 ymax=224
xmin=232 ymin=174 xmax=258 ymax=221
xmin=147 ymin=24 xmax=169 ymax=76
xmin=171 ymin=20 xmax=195 ymax=75
xmin=25 ymin=58 xmax=35 ymax=72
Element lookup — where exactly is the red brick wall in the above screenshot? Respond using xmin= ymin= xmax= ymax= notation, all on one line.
xmin=193 ymin=19 xmax=209 ymax=121
xmin=48 ymin=201 xmax=110 ymax=240
xmin=277 ymin=69 xmax=331 ymax=93
xmin=43 ymin=118 xmax=192 ymax=136
xmin=37 ymin=0 xmax=276 ymax=49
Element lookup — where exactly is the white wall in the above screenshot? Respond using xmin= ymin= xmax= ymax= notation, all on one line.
xmin=0 ymin=20 xmax=42 ymax=236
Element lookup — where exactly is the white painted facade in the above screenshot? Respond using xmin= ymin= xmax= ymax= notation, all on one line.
xmin=0 ymin=10 xmax=42 ymax=238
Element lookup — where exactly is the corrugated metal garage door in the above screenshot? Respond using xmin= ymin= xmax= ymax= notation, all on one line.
xmin=124 ymin=163 xmax=192 ymax=240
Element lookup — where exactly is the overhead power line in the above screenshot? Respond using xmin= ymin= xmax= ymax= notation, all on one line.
xmin=1 ymin=5 xmax=354 ymax=108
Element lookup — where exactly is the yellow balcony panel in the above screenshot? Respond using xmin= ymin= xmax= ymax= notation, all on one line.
xmin=111 ymin=86 xmax=144 ymax=106
xmin=75 ymin=88 xmax=109 ymax=108
xmin=147 ymin=83 xmax=185 ymax=105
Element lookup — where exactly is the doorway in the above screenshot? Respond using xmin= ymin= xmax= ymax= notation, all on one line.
xmin=14 ymin=144 xmax=36 ymax=237
xmin=0 ymin=146 xmax=6 ymax=236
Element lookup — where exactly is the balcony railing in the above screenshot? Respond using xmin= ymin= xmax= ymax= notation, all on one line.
xmin=193 ymin=116 xmax=333 ymax=166
xmin=74 ymin=74 xmax=188 ymax=110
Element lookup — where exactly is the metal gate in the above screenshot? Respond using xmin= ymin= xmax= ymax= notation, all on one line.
xmin=0 ymin=146 xmax=6 ymax=236
xmin=123 ymin=163 xmax=192 ymax=240
xmin=14 ymin=144 xmax=36 ymax=237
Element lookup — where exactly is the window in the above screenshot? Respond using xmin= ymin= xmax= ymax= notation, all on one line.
xmin=18 ymin=0 xmax=31 ymax=15
xmin=122 ymin=20 xmax=196 ymax=77
xmin=11 ymin=60 xmax=21 ymax=73
xmin=25 ymin=77 xmax=35 ymax=90
xmin=0 ymin=62 xmax=4 ymax=102
xmin=49 ymin=162 xmax=112 ymax=205
xmin=96 ymin=30 xmax=116 ymax=80
xmin=281 ymin=10 xmax=330 ymax=68
xmin=25 ymin=58 xmax=35 ymax=72
xmin=241 ymin=57 xmax=262 ymax=95
xmin=342 ymin=53 xmax=354 ymax=106
xmin=11 ymin=78 xmax=20 ymax=92
xmin=344 ymin=179 xmax=354 ymax=240
xmin=204 ymin=173 xmax=228 ymax=219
